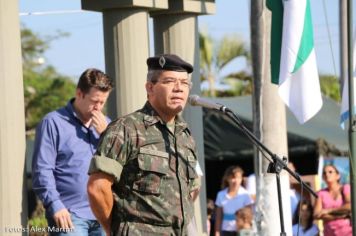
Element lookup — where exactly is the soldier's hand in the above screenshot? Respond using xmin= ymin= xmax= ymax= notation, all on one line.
xmin=53 ymin=208 xmax=74 ymax=230
xmin=91 ymin=110 xmax=108 ymax=134
xmin=190 ymin=188 xmax=200 ymax=201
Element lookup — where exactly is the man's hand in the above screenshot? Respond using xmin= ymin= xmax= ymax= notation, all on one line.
xmin=91 ymin=110 xmax=108 ymax=134
xmin=53 ymin=208 xmax=74 ymax=230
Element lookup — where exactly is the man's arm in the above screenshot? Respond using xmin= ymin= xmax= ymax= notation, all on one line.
xmin=32 ymin=118 xmax=73 ymax=229
xmin=87 ymin=172 xmax=115 ymax=236
xmin=214 ymin=206 xmax=223 ymax=236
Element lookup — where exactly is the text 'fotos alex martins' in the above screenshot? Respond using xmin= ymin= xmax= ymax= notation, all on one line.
xmin=3 ymin=226 xmax=73 ymax=234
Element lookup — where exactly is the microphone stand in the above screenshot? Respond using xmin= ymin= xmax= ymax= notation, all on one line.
xmin=216 ymin=106 xmax=317 ymax=236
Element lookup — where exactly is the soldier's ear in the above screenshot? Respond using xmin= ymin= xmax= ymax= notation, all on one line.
xmin=146 ymin=82 xmax=154 ymax=94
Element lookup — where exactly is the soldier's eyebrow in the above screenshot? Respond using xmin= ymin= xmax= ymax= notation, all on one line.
xmin=160 ymin=76 xmax=189 ymax=81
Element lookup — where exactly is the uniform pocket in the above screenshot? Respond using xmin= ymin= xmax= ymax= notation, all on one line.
xmin=132 ymin=148 xmax=169 ymax=194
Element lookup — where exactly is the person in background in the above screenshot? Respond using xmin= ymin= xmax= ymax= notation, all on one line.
xmin=207 ymin=198 xmax=215 ymax=236
xmin=314 ymin=164 xmax=352 ymax=236
xmin=245 ymin=174 xmax=256 ymax=201
xmin=32 ymin=68 xmax=113 ymax=235
xmin=292 ymin=200 xmax=319 ymax=236
xmin=235 ymin=206 xmax=254 ymax=236
xmin=214 ymin=166 xmax=253 ymax=236
xmin=288 ymin=162 xmax=301 ymax=217
xmin=86 ymin=54 xmax=201 ymax=235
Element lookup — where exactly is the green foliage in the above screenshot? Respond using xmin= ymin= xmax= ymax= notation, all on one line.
xmin=24 ymin=69 xmax=75 ymax=130
xmin=21 ymin=27 xmax=48 ymax=69
xmin=216 ymin=35 xmax=249 ymax=69
xmin=199 ymin=32 xmax=213 ymax=72
xmin=319 ymin=74 xmax=341 ymax=102
xmin=21 ymin=26 xmax=69 ymax=70
xmin=28 ymin=214 xmax=47 ymax=229
xmin=21 ymin=26 xmax=75 ymax=134
xmin=199 ymin=31 xmax=251 ymax=97
xmin=28 ymin=200 xmax=48 ymax=235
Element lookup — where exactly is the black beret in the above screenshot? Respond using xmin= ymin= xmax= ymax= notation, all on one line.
xmin=147 ymin=54 xmax=193 ymax=74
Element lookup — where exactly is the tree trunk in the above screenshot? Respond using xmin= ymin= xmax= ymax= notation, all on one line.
xmin=208 ymin=73 xmax=216 ymax=97
xmin=250 ymin=2 xmax=292 ymax=235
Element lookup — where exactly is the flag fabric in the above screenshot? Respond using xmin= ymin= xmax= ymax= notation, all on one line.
xmin=267 ymin=0 xmax=322 ymax=124
xmin=340 ymin=30 xmax=356 ymax=129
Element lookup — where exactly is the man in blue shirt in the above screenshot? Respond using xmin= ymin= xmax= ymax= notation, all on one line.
xmin=32 ymin=68 xmax=114 ymax=235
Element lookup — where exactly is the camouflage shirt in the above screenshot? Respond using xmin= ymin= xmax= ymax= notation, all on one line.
xmin=89 ymin=102 xmax=200 ymax=236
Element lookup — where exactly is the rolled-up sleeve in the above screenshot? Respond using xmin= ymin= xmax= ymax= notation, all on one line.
xmin=88 ymin=121 xmax=131 ymax=182
xmin=89 ymin=155 xmax=123 ymax=181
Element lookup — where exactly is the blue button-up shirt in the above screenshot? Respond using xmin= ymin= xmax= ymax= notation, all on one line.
xmin=32 ymin=99 xmax=110 ymax=219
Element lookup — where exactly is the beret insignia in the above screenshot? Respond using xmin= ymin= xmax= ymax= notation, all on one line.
xmin=159 ymin=56 xmax=166 ymax=68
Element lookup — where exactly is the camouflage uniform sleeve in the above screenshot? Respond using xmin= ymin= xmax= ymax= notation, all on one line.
xmin=88 ymin=120 xmax=131 ymax=182
xmin=190 ymin=175 xmax=201 ymax=192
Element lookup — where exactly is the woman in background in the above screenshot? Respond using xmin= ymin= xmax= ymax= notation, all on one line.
xmin=292 ymin=200 xmax=319 ymax=236
xmin=314 ymin=164 xmax=352 ymax=236
xmin=214 ymin=166 xmax=253 ymax=236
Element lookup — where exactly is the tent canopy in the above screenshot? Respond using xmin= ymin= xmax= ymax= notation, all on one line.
xmin=203 ymin=96 xmax=348 ymax=175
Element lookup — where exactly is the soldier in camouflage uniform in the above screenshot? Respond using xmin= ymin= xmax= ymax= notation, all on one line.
xmin=87 ymin=54 xmax=201 ymax=236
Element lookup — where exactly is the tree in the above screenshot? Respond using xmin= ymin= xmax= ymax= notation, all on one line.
xmin=199 ymin=32 xmax=250 ymax=97
xmin=21 ymin=26 xmax=75 ymax=135
xmin=319 ymin=74 xmax=341 ymax=102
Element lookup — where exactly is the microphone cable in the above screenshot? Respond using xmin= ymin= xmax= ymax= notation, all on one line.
xmin=224 ymin=109 xmax=274 ymax=164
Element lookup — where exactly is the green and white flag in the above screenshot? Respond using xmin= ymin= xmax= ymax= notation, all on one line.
xmin=267 ymin=0 xmax=322 ymax=124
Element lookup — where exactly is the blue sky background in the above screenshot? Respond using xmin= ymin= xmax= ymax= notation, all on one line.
xmin=19 ymin=0 xmax=355 ymax=80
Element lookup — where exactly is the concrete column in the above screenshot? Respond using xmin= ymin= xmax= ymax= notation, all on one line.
xmin=0 ymin=0 xmax=27 ymax=233
xmin=258 ymin=4 xmax=293 ymax=236
xmin=81 ymin=1 xmax=168 ymax=117
xmin=152 ymin=12 xmax=209 ymax=235
xmin=102 ymin=9 xmax=150 ymax=117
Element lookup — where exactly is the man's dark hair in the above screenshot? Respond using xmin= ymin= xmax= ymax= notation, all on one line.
xmin=77 ymin=68 xmax=114 ymax=94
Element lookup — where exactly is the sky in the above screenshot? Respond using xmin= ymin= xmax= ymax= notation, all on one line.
xmin=19 ymin=0 xmax=355 ymax=79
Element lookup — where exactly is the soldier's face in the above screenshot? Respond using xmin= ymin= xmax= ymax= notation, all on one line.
xmin=146 ymin=70 xmax=191 ymax=120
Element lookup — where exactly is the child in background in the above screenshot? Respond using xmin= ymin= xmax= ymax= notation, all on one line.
xmin=214 ymin=166 xmax=253 ymax=236
xmin=235 ymin=206 xmax=254 ymax=236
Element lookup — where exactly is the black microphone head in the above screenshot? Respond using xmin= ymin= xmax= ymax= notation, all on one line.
xmin=188 ymin=95 xmax=200 ymax=106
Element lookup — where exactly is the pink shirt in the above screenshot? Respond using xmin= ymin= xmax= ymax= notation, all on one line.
xmin=317 ymin=184 xmax=352 ymax=236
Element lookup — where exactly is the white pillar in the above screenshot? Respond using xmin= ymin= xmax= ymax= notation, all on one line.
xmin=81 ymin=1 xmax=168 ymax=117
xmin=102 ymin=9 xmax=150 ymax=117
xmin=0 ymin=0 xmax=27 ymax=233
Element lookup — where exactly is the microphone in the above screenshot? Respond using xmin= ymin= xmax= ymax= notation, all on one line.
xmin=188 ymin=95 xmax=229 ymax=112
